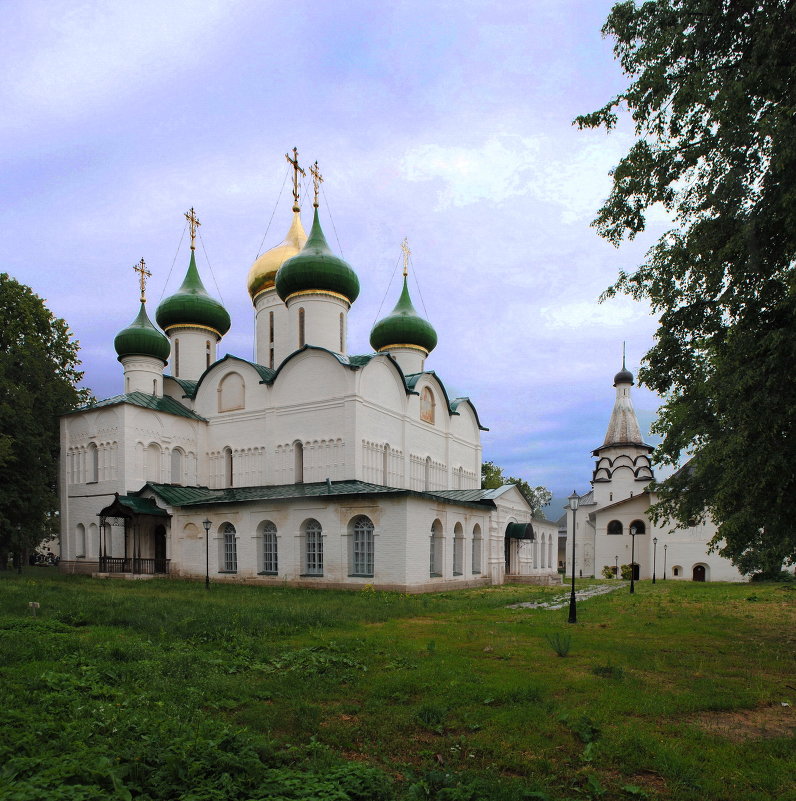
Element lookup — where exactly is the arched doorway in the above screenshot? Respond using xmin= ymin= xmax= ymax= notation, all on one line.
xmin=693 ymin=564 xmax=706 ymax=582
xmin=154 ymin=525 xmax=167 ymax=574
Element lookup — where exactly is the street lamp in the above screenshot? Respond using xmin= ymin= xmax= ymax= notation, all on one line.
xmin=568 ymin=491 xmax=579 ymax=624
xmin=202 ymin=519 xmax=212 ymax=589
xmin=652 ymin=537 xmax=658 ymax=584
xmin=629 ymin=524 xmax=637 ymax=594
xmin=614 ymin=555 xmax=619 ymax=579
xmin=663 ymin=543 xmax=667 ymax=580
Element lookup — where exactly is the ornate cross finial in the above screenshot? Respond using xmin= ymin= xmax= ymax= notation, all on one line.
xmin=285 ymin=147 xmax=306 ymax=211
xmin=400 ymin=237 xmax=411 ymax=278
xmin=185 ymin=207 xmax=201 ymax=251
xmin=310 ymin=161 xmax=324 ymax=208
xmin=133 ymin=258 xmax=151 ymax=303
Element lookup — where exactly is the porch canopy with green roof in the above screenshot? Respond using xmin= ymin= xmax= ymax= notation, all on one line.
xmin=97 ymin=493 xmax=171 ymax=575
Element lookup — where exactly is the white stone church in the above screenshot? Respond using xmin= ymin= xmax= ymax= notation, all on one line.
xmin=59 ymin=165 xmax=560 ymax=591
xmin=564 ymin=362 xmax=745 ymax=582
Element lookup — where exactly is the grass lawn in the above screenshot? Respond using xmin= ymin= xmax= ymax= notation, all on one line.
xmin=0 ymin=571 xmax=794 ymax=800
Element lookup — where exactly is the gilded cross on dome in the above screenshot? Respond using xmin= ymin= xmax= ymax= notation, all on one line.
xmin=401 ymin=237 xmax=411 ymax=278
xmin=133 ymin=258 xmax=151 ymax=303
xmin=310 ymin=161 xmax=324 ymax=208
xmin=285 ymin=147 xmax=306 ymax=211
xmin=185 ymin=207 xmax=201 ymax=251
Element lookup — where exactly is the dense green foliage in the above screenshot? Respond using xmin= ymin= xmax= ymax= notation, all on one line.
xmin=481 ymin=461 xmax=552 ymax=518
xmin=1 ymin=573 xmax=794 ymax=800
xmin=576 ymin=0 xmax=796 ymax=575
xmin=0 ymin=275 xmax=90 ymax=566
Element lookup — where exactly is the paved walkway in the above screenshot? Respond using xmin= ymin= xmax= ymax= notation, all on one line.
xmin=508 ymin=581 xmax=628 ymax=610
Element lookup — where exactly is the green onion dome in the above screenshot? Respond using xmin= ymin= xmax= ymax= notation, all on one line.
xmin=114 ymin=303 xmax=170 ymax=363
xmin=156 ymin=252 xmax=231 ymax=338
xmin=370 ymin=276 xmax=438 ymax=354
xmin=275 ymin=208 xmax=360 ymax=304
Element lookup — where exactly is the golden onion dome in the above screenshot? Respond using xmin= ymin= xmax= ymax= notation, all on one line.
xmin=246 ymin=210 xmax=307 ymax=302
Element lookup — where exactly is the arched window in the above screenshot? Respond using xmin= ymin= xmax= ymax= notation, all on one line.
xmin=420 ymin=387 xmax=435 ymax=424
xmin=220 ymin=522 xmax=237 ymax=572
xmin=607 ymin=520 xmax=623 ymax=535
xmin=260 ymin=520 xmax=278 ymax=574
xmin=87 ymin=443 xmax=98 ymax=483
xmin=472 ymin=524 xmax=482 ymax=574
xmin=146 ymin=443 xmax=161 ymax=482
xmin=339 ymin=312 xmax=344 ymax=352
xmin=269 ymin=311 xmax=275 ymax=369
xmin=453 ymin=523 xmax=464 ymax=576
xmin=174 ymin=338 xmax=180 ymax=377
xmin=170 ymin=448 xmax=184 ymax=485
xmin=88 ymin=523 xmax=98 ymax=558
xmin=303 ymin=519 xmax=323 ymax=575
xmin=206 ymin=340 xmax=211 ymax=369
xmin=298 ymin=307 xmax=305 ymax=347
xmin=350 ymin=515 xmax=374 ymax=576
xmin=218 ymin=372 xmax=245 ymax=412
xmin=630 ymin=519 xmax=646 ymax=535
xmin=430 ymin=519 xmax=443 ymax=577
xmin=294 ymin=440 xmax=304 ymax=484
xmin=223 ymin=447 xmax=233 ymax=488
xmin=75 ymin=524 xmax=86 ymax=558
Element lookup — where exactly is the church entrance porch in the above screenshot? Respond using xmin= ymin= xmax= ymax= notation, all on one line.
xmin=97 ymin=495 xmax=171 ymax=576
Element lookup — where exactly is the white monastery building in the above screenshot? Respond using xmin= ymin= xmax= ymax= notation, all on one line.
xmin=59 ymin=158 xmax=560 ymax=591
xmin=565 ymin=361 xmax=744 ymax=583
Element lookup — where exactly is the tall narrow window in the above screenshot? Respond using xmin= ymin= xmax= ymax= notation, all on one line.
xmin=146 ymin=443 xmax=161 ymax=482
xmin=174 ymin=338 xmax=180 ymax=377
xmin=453 ymin=523 xmax=464 ymax=575
xmin=269 ymin=311 xmax=275 ymax=369
xmin=206 ymin=340 xmax=211 ymax=369
xmin=75 ymin=524 xmax=86 ymax=558
xmin=472 ymin=524 xmax=482 ymax=574
xmin=261 ymin=521 xmax=278 ymax=574
xmin=224 ymin=447 xmax=233 ymax=487
xmin=170 ymin=448 xmax=183 ymax=484
xmin=221 ymin=523 xmax=237 ymax=572
xmin=87 ymin=443 xmax=98 ymax=483
xmin=304 ymin=519 xmax=323 ymax=575
xmin=298 ymin=307 xmax=305 ymax=347
xmin=339 ymin=312 xmax=344 ymax=352
xmin=294 ymin=440 xmax=304 ymax=484
xmin=350 ymin=516 xmax=374 ymax=576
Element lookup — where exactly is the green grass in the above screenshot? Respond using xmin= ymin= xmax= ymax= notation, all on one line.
xmin=1 ymin=571 xmax=794 ymax=800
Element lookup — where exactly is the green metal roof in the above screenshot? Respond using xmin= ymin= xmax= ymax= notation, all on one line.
xmin=69 ymin=392 xmax=206 ymax=420
xmin=168 ymin=377 xmax=199 ymax=398
xmin=141 ymin=480 xmax=495 ymax=510
xmin=370 ymin=276 xmax=438 ymax=354
xmin=114 ymin=302 xmax=170 ymax=363
xmin=156 ymin=251 xmax=231 ymax=337
xmin=275 ymin=208 xmax=360 ymax=304
xmin=404 ymin=371 xmax=488 ymax=431
xmin=99 ymin=493 xmax=169 ymax=518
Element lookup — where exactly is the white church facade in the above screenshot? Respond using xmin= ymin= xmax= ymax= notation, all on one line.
xmin=565 ymin=363 xmax=745 ymax=583
xmin=58 ymin=161 xmax=560 ymax=591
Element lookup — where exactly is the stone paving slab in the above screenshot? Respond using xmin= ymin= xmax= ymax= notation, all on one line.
xmin=508 ymin=581 xmax=628 ymax=610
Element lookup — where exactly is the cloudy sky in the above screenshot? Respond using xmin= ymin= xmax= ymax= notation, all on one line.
xmin=0 ymin=0 xmax=672 ymax=515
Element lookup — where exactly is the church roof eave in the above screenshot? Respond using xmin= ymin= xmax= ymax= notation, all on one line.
xmin=66 ymin=392 xmax=206 ymax=421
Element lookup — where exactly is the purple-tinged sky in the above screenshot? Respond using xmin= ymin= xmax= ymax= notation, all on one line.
xmin=0 ymin=0 xmax=672 ymax=515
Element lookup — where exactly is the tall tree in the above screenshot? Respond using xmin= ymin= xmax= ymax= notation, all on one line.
xmin=481 ymin=461 xmax=552 ymax=518
xmin=0 ymin=274 xmax=90 ymax=568
xmin=577 ymin=0 xmax=796 ymax=575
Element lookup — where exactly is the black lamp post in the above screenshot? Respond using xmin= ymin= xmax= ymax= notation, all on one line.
xmin=202 ymin=518 xmax=211 ymax=589
xmin=568 ymin=491 xmax=579 ymax=624
xmin=614 ymin=555 xmax=618 ymax=579
xmin=663 ymin=543 xmax=667 ymax=580
xmin=652 ymin=537 xmax=658 ymax=583
xmin=629 ymin=524 xmax=637 ymax=594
